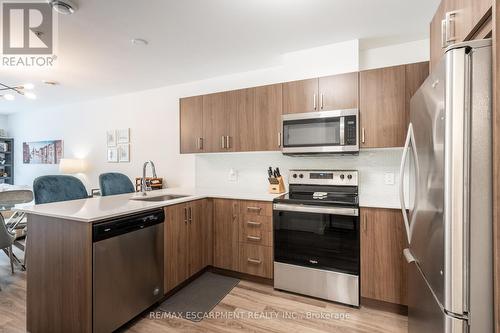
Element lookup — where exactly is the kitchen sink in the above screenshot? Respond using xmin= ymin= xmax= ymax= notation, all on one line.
xmin=131 ymin=194 xmax=188 ymax=202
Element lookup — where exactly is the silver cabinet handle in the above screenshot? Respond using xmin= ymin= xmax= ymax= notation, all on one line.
xmin=197 ymin=138 xmax=203 ymax=150
xmin=320 ymin=93 xmax=324 ymax=109
xmin=313 ymin=93 xmax=317 ymax=110
xmin=247 ymin=206 xmax=261 ymax=213
xmin=444 ymin=11 xmax=456 ymax=44
xmin=221 ymin=136 xmax=225 ymax=149
xmin=188 ymin=206 xmax=192 ymax=223
xmin=361 ymin=128 xmax=365 ymax=144
xmin=247 ymin=258 xmax=262 ymax=264
xmin=247 ymin=235 xmax=261 ymax=241
xmin=225 ymin=136 xmax=230 ymax=149
xmin=184 ymin=207 xmax=188 ymax=224
xmin=278 ymin=132 xmax=282 ymax=148
xmin=441 ymin=19 xmax=447 ymax=48
xmin=247 ymin=221 xmax=261 ymax=227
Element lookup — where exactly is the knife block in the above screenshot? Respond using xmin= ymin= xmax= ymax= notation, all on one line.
xmin=268 ymin=176 xmax=286 ymax=194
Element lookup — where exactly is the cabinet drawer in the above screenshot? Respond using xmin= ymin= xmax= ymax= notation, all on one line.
xmin=239 ymin=229 xmax=272 ymax=247
xmin=240 ymin=214 xmax=272 ymax=231
xmin=240 ymin=201 xmax=272 ymax=217
xmin=238 ymin=244 xmax=273 ymax=278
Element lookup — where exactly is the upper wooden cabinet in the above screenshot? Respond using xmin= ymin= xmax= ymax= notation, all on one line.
xmin=359 ymin=62 xmax=429 ymax=148
xmin=430 ymin=0 xmax=492 ymax=71
xmin=202 ymin=91 xmax=239 ymax=153
xmin=318 ymin=72 xmax=358 ymax=111
xmin=360 ymin=207 xmax=408 ymax=305
xmin=180 ymin=96 xmax=203 ymax=154
xmin=283 ymin=78 xmax=318 ymax=114
xmin=283 ymin=73 xmax=358 ymax=114
xmin=359 ymin=65 xmax=406 ymax=148
xmin=237 ymin=84 xmax=282 ymax=151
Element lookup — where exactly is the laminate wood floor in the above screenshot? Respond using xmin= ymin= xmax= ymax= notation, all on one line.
xmin=0 ymin=251 xmax=407 ymax=333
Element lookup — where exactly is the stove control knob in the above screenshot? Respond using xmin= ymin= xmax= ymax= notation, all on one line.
xmin=299 ymin=174 xmax=304 ymax=178
xmin=340 ymin=174 xmax=345 ymax=180
xmin=292 ymin=173 xmax=297 ymax=178
xmin=347 ymin=174 xmax=352 ymax=180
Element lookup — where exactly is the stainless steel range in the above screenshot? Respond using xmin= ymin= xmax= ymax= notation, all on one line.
xmin=273 ymin=169 xmax=360 ymax=306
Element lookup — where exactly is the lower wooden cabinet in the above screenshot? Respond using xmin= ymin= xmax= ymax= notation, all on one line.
xmin=213 ymin=199 xmax=240 ymax=271
xmin=164 ymin=199 xmax=213 ymax=293
xmin=238 ymin=243 xmax=273 ymax=278
xmin=360 ymin=207 xmax=408 ymax=305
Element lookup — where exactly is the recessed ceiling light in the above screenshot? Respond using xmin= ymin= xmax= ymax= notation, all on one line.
xmin=47 ymin=0 xmax=78 ymax=15
xmin=131 ymin=38 xmax=148 ymax=46
xmin=24 ymin=92 xmax=37 ymax=100
xmin=23 ymin=83 xmax=35 ymax=90
xmin=4 ymin=94 xmax=15 ymax=101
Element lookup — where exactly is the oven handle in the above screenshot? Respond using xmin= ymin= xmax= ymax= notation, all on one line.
xmin=273 ymin=203 xmax=358 ymax=217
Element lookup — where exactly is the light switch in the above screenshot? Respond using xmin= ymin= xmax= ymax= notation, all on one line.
xmin=384 ymin=172 xmax=395 ymax=185
xmin=228 ymin=168 xmax=238 ymax=182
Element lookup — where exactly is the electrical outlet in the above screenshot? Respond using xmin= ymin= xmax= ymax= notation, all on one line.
xmin=384 ymin=172 xmax=395 ymax=185
xmin=228 ymin=168 xmax=238 ymax=182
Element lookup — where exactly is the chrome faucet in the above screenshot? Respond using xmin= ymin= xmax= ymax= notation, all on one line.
xmin=141 ymin=160 xmax=157 ymax=195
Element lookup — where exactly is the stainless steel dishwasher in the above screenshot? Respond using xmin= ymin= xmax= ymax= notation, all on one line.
xmin=92 ymin=209 xmax=165 ymax=333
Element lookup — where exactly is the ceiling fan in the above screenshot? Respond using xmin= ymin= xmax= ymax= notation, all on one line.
xmin=0 ymin=82 xmax=36 ymax=101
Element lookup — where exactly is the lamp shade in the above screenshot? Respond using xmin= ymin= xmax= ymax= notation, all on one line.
xmin=59 ymin=158 xmax=87 ymax=174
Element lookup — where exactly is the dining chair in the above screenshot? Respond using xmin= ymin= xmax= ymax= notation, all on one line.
xmin=99 ymin=172 xmax=135 ymax=196
xmin=33 ymin=175 xmax=88 ymax=204
xmin=0 ymin=214 xmax=15 ymax=291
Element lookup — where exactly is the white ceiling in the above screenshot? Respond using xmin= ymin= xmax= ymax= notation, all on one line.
xmin=0 ymin=0 xmax=440 ymax=113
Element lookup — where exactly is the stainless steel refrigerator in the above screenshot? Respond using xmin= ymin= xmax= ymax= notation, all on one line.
xmin=399 ymin=39 xmax=493 ymax=333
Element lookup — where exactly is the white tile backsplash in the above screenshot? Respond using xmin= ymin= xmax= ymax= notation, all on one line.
xmin=195 ymin=148 xmax=406 ymax=209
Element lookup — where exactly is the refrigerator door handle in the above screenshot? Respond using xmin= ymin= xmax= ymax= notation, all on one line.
xmin=399 ymin=123 xmax=420 ymax=244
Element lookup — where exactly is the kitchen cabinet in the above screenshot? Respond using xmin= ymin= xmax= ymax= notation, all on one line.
xmin=164 ymin=199 xmax=212 ymax=293
xmin=202 ymin=91 xmax=239 ymax=152
xmin=213 ymin=199 xmax=240 ymax=271
xmin=405 ymin=62 xmax=430 ymax=126
xmin=360 ymin=207 xmax=408 ymax=305
xmin=283 ymin=73 xmax=358 ymax=114
xmin=430 ymin=0 xmax=492 ymax=71
xmin=359 ymin=65 xmax=406 ymax=148
xmin=318 ymin=72 xmax=358 ymax=111
xmin=237 ymin=83 xmax=282 ymax=151
xmin=180 ymin=96 xmax=203 ymax=153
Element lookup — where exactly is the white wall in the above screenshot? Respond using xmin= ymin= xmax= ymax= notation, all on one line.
xmin=359 ymin=39 xmax=430 ymax=70
xmin=0 ymin=115 xmax=9 ymax=136
xmin=195 ymin=149 xmax=405 ymax=209
xmin=8 ymin=40 xmax=359 ymax=189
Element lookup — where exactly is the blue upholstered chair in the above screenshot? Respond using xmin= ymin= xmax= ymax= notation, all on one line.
xmin=99 ymin=173 xmax=135 ymax=196
xmin=33 ymin=175 xmax=88 ymax=205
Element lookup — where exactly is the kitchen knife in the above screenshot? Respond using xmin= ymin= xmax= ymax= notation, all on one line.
xmin=275 ymin=167 xmax=281 ymax=177
xmin=268 ymin=167 xmax=273 ymax=178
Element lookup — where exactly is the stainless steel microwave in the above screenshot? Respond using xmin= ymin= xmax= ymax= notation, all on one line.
xmin=281 ymin=109 xmax=359 ymax=155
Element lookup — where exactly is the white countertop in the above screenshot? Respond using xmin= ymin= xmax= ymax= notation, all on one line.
xmin=14 ymin=187 xmax=282 ymax=223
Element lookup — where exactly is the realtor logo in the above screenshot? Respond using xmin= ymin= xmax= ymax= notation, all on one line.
xmin=1 ymin=1 xmax=57 ymax=67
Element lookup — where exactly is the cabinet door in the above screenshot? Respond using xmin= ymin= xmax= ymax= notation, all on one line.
xmin=318 ymin=72 xmax=358 ymax=111
xmin=201 ymin=199 xmax=213 ymax=268
xmin=164 ymin=204 xmax=189 ymax=292
xmin=359 ymin=65 xmax=406 ymax=148
xmin=405 ymin=62 xmax=430 ymax=127
xmin=229 ymin=88 xmax=254 ymax=152
xmin=360 ymin=208 xmax=408 ymax=305
xmin=430 ymin=2 xmax=446 ymax=72
xmin=237 ymin=84 xmax=282 ymax=151
xmin=202 ymin=92 xmax=228 ymax=153
xmin=187 ymin=200 xmax=204 ymax=277
xmin=180 ymin=96 xmax=203 ymax=154
xmin=213 ymin=199 xmax=239 ymax=270
xmin=283 ymin=78 xmax=319 ymax=114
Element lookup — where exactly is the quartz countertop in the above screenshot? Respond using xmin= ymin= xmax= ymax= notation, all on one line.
xmin=14 ymin=187 xmax=282 ymax=223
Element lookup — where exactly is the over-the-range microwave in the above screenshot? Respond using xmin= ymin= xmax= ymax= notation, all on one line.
xmin=281 ymin=109 xmax=359 ymax=155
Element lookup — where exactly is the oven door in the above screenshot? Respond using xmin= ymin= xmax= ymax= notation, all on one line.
xmin=281 ymin=109 xmax=358 ymax=154
xmin=273 ymin=203 xmax=359 ymax=275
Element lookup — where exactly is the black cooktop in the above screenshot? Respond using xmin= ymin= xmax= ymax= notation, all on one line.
xmin=273 ymin=184 xmax=359 ymax=207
